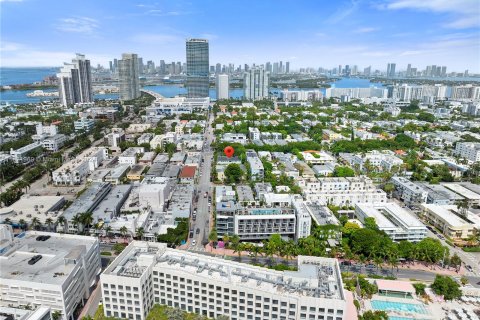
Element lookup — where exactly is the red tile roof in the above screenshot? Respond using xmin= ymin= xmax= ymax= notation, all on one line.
xmin=179 ymin=165 xmax=196 ymax=178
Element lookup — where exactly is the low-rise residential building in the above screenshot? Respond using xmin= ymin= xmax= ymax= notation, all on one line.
xmin=302 ymin=176 xmax=387 ymax=206
xmin=391 ymin=176 xmax=428 ymax=205
xmin=301 ymin=151 xmax=336 ymax=165
xmin=349 ymin=150 xmax=403 ymax=172
xmin=10 ymin=142 xmax=43 ymax=164
xmin=105 ymin=128 xmax=125 ymax=148
xmin=101 ymin=241 xmax=348 ymax=320
xmin=421 ymin=204 xmax=480 ymax=240
xmin=0 ymin=230 xmax=101 ymax=320
xmin=246 ymin=149 xmax=264 ymax=180
xmin=355 ymin=202 xmax=427 ymax=242
xmin=454 ymin=142 xmax=480 ymax=162
xmin=52 ymin=147 xmax=108 ymax=185
xmin=74 ymin=117 xmax=95 ymax=132
xmin=179 ymin=165 xmax=196 ymax=184
xmin=138 ymin=133 xmax=154 ymax=145
xmin=222 ymin=133 xmax=248 ymax=145
xmin=119 ymin=147 xmax=144 ymax=165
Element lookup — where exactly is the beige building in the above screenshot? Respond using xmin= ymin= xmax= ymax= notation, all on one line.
xmin=421 ymin=204 xmax=480 ymax=240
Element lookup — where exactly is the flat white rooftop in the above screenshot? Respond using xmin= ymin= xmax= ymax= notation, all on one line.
xmin=356 ymin=202 xmax=426 ymax=230
xmin=104 ymin=241 xmax=345 ymax=300
xmin=0 ymin=231 xmax=97 ymax=285
xmin=0 ymin=195 xmax=64 ymax=224
xmin=444 ymin=184 xmax=480 ymax=200
xmin=422 ymin=204 xmax=480 ymax=228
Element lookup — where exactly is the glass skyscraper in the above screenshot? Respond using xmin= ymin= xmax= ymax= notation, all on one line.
xmin=186 ymin=39 xmax=209 ymax=98
xmin=118 ymin=53 xmax=140 ymax=101
xmin=57 ymin=53 xmax=93 ymax=106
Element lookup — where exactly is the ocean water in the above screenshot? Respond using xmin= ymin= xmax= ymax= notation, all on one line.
xmin=0 ymin=67 xmax=408 ymax=104
xmin=0 ymin=67 xmax=59 ymax=85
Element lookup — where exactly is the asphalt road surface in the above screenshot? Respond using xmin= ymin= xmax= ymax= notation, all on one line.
xmin=189 ymin=111 xmax=215 ymax=250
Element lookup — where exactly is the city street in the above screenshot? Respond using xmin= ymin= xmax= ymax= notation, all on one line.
xmin=189 ymin=110 xmax=215 ymax=250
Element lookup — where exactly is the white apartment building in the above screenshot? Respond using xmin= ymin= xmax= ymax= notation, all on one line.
xmin=137 ymin=180 xmax=175 ymax=211
xmin=0 ymin=230 xmax=101 ymax=320
xmin=248 ymin=127 xmax=261 ymax=140
xmin=325 ymin=87 xmax=387 ymax=99
xmin=454 ymin=142 xmax=480 ymax=163
xmin=105 ymin=129 xmax=125 ymax=148
xmin=52 ymin=147 xmax=108 ymax=185
xmin=391 ymin=176 xmax=428 ymax=205
xmin=145 ymin=97 xmax=210 ymax=118
xmin=246 ymin=149 xmax=264 ymax=180
xmin=216 ymin=74 xmax=229 ymax=100
xmin=301 ymin=176 xmax=387 ymax=206
xmin=355 ymin=202 xmax=427 ymax=242
xmin=74 ymin=118 xmax=95 ymax=132
xmin=349 ymin=150 xmax=404 ymax=172
xmin=222 ymin=133 xmax=248 ymax=145
xmin=41 ymin=134 xmax=68 ymax=152
xmin=101 ymin=241 xmax=348 ymax=320
xmin=119 ymin=147 xmax=145 ymax=165
xmin=281 ymin=90 xmax=323 ymax=101
xmin=10 ymin=142 xmax=43 ymax=164
xmin=244 ymin=67 xmax=269 ymax=101
xmin=451 ymin=85 xmax=480 ymax=100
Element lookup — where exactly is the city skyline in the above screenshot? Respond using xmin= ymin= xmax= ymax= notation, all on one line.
xmin=1 ymin=0 xmax=479 ymax=72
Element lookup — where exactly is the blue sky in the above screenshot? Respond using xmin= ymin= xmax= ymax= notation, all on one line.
xmin=1 ymin=0 xmax=479 ymax=72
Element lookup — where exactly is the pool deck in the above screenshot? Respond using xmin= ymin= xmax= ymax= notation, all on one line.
xmin=365 ymin=294 xmax=435 ymax=320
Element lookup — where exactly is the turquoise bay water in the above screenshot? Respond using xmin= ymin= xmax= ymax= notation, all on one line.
xmin=0 ymin=67 xmax=384 ymax=104
xmin=371 ymin=300 xmax=428 ymax=315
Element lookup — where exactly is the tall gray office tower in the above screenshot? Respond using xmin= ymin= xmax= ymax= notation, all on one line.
xmin=265 ymin=62 xmax=272 ymax=73
xmin=57 ymin=53 xmax=93 ymax=106
xmin=109 ymin=61 xmax=113 ymax=72
xmin=118 ymin=53 xmax=140 ymax=101
xmin=215 ymin=63 xmax=221 ymax=74
xmin=113 ymin=59 xmax=118 ymax=72
xmin=159 ymin=60 xmax=166 ymax=74
xmin=137 ymin=57 xmax=144 ymax=75
xmin=273 ymin=62 xmax=279 ymax=74
xmin=406 ymin=64 xmax=411 ymax=77
xmin=244 ymin=66 xmax=269 ymax=101
xmin=387 ymin=63 xmax=396 ymax=78
xmin=338 ymin=65 xmax=342 ymax=75
xmin=364 ymin=66 xmax=371 ymax=77
xmin=186 ymin=38 xmax=209 ymax=98
xmin=279 ymin=61 xmax=283 ymax=73
xmin=441 ymin=66 xmax=447 ymax=77
xmin=285 ymin=62 xmax=290 ymax=73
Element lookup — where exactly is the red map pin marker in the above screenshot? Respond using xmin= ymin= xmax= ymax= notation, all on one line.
xmin=224 ymin=146 xmax=234 ymax=158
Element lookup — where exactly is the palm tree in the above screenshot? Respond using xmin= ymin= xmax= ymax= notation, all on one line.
xmin=373 ymin=256 xmax=383 ymax=271
xmin=18 ymin=219 xmax=27 ymax=231
xmin=3 ymin=218 xmax=11 ymax=225
xmin=31 ymin=217 xmax=40 ymax=230
xmin=71 ymin=214 xmax=81 ymax=234
xmin=455 ymin=199 xmax=470 ymax=218
xmin=80 ymin=212 xmax=94 ymax=234
xmin=105 ymin=226 xmax=113 ymax=240
xmin=119 ymin=226 xmax=128 ymax=242
xmin=56 ymin=216 xmax=67 ymax=233
xmin=45 ymin=217 xmax=53 ymax=232
xmin=136 ymin=227 xmax=145 ymax=241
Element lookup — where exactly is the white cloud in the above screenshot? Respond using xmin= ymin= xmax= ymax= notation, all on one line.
xmin=0 ymin=41 xmax=23 ymax=51
xmin=131 ymin=33 xmax=183 ymax=44
xmin=354 ymin=27 xmax=377 ymax=33
xmin=384 ymin=0 xmax=480 ymax=28
xmin=56 ymin=17 xmax=99 ymax=34
xmin=199 ymin=33 xmax=218 ymax=40
xmin=325 ymin=0 xmax=359 ymax=24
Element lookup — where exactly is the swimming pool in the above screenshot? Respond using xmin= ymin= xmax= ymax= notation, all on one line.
xmin=371 ymin=300 xmax=428 ymax=314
